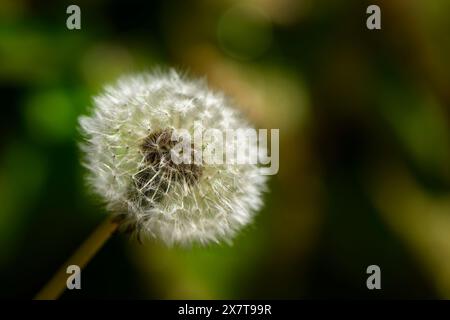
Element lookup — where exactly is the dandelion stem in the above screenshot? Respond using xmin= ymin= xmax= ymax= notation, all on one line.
xmin=34 ymin=216 xmax=120 ymax=300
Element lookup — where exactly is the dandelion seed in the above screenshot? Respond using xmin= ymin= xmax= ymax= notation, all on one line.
xmin=79 ymin=70 xmax=267 ymax=245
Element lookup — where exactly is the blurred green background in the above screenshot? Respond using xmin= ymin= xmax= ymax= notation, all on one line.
xmin=0 ymin=0 xmax=449 ymax=299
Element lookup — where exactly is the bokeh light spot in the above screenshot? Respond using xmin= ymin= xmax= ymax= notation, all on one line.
xmin=24 ymin=89 xmax=76 ymax=143
xmin=217 ymin=5 xmax=273 ymax=60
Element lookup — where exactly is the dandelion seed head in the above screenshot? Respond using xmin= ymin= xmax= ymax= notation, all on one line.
xmin=79 ymin=70 xmax=267 ymax=245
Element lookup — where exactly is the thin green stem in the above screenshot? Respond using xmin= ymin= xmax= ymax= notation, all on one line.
xmin=34 ymin=217 xmax=119 ymax=300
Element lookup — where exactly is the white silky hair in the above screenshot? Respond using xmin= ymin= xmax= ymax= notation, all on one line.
xmin=79 ymin=70 xmax=267 ymax=245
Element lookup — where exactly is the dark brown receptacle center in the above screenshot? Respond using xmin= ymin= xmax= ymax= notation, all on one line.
xmin=135 ymin=128 xmax=203 ymax=198
xmin=120 ymin=128 xmax=203 ymax=240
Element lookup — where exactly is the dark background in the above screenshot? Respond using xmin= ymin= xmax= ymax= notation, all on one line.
xmin=0 ymin=0 xmax=449 ymax=299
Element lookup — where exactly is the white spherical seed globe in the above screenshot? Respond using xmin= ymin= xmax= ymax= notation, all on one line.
xmin=79 ymin=70 xmax=267 ymax=245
